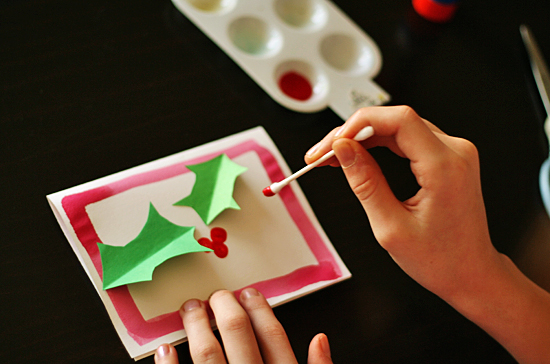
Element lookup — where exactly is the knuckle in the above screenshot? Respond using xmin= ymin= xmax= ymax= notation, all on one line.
xmin=242 ymin=299 xmax=266 ymax=313
xmin=219 ymin=312 xmax=250 ymax=334
xmin=192 ymin=342 xmax=220 ymax=362
xmin=430 ymin=145 xmax=478 ymax=195
xmin=358 ymin=107 xmax=372 ymax=118
xmin=449 ymin=146 xmax=475 ymax=175
xmin=350 ymin=106 xmax=374 ymax=124
xmin=350 ymin=173 xmax=378 ymax=202
xmin=257 ymin=322 xmax=287 ymax=341
xmin=395 ymin=105 xmax=419 ymax=121
xmin=434 ymin=155 xmax=465 ymax=182
xmin=458 ymin=138 xmax=479 ymax=161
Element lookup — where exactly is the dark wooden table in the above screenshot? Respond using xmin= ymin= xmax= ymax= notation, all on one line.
xmin=2 ymin=0 xmax=550 ymax=363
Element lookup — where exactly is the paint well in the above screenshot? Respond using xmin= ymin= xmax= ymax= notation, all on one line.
xmin=278 ymin=71 xmax=313 ymax=101
xmin=228 ymin=17 xmax=282 ymax=56
xmin=186 ymin=0 xmax=236 ymax=13
xmin=320 ymin=34 xmax=372 ymax=75
xmin=274 ymin=0 xmax=327 ymax=30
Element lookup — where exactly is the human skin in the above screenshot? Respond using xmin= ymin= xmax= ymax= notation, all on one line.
xmin=154 ymin=288 xmax=332 ymax=364
xmin=305 ymin=106 xmax=550 ymax=364
xmin=156 ymin=105 xmax=550 ymax=364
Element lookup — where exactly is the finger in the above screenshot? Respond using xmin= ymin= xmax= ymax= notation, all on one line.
xmin=421 ymin=118 xmax=446 ymax=135
xmin=180 ymin=299 xmax=227 ymax=364
xmin=306 ymin=107 xmax=450 ymax=169
xmin=239 ymin=288 xmax=298 ymax=364
xmin=363 ymin=117 xmax=447 ymax=158
xmin=209 ymin=290 xmax=263 ymax=363
xmin=419 ymin=118 xmax=471 ymax=155
xmin=337 ymin=106 xmax=447 ymax=162
xmin=332 ymin=138 xmax=411 ymax=234
xmin=307 ymin=334 xmax=333 ymax=364
xmin=305 ymin=127 xmax=342 ymax=167
xmin=155 ymin=344 xmax=179 ymax=364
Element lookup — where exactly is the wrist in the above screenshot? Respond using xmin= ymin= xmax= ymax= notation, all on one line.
xmin=445 ymin=251 xmax=515 ymax=322
xmin=444 ymin=251 xmax=550 ymax=363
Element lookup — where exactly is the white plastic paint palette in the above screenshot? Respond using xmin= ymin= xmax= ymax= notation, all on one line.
xmin=172 ymin=0 xmax=390 ymax=119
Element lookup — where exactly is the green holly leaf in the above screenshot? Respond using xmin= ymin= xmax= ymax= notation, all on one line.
xmin=174 ymin=154 xmax=247 ymax=225
xmin=98 ymin=203 xmax=212 ymax=290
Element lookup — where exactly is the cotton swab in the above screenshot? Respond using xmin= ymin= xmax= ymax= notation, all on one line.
xmin=263 ymin=126 xmax=375 ymax=197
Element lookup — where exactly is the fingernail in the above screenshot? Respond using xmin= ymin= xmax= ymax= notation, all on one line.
xmin=156 ymin=344 xmax=171 ymax=358
xmin=306 ymin=142 xmax=320 ymax=157
xmin=334 ymin=125 xmax=346 ymax=138
xmin=183 ymin=299 xmax=201 ymax=312
xmin=334 ymin=140 xmax=357 ymax=169
xmin=241 ymin=287 xmax=260 ymax=300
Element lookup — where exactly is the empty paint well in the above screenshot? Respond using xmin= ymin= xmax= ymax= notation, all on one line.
xmin=274 ymin=0 xmax=327 ymax=30
xmin=320 ymin=34 xmax=374 ymax=75
xmin=186 ymin=0 xmax=236 ymax=13
xmin=228 ymin=17 xmax=282 ymax=56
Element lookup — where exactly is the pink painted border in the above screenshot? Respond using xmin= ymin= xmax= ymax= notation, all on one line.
xmin=61 ymin=140 xmax=342 ymax=345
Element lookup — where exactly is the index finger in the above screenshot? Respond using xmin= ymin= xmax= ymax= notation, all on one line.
xmin=304 ymin=126 xmax=342 ymax=167
xmin=238 ymin=288 xmax=298 ymax=364
xmin=180 ymin=299 xmax=227 ymax=364
xmin=209 ymin=290 xmax=263 ymax=363
xmin=335 ymin=106 xmax=448 ymax=166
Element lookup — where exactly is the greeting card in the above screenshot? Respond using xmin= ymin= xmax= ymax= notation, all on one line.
xmin=47 ymin=127 xmax=350 ymax=360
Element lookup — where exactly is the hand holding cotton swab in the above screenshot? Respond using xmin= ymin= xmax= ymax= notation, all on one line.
xmin=263 ymin=126 xmax=375 ymax=197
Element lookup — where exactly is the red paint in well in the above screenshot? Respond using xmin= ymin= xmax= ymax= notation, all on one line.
xmin=199 ymin=227 xmax=228 ymax=258
xmin=278 ymin=71 xmax=313 ymax=101
xmin=412 ymin=0 xmax=457 ymax=23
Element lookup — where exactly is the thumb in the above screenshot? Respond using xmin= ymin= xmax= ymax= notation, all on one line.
xmin=332 ymin=138 xmax=405 ymax=228
xmin=307 ymin=333 xmax=333 ymax=364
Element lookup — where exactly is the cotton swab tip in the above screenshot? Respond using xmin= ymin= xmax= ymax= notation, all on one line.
xmin=262 ymin=186 xmax=275 ymax=197
xmin=262 ymin=126 xmax=375 ymax=197
xmin=353 ymin=126 xmax=375 ymax=141
xmin=263 ymin=182 xmax=283 ymax=196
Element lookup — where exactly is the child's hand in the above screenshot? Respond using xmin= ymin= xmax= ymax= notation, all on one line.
xmin=306 ymin=106 xmax=550 ymax=364
xmin=154 ymin=288 xmax=333 ymax=364
xmin=306 ymin=105 xmax=499 ymax=301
